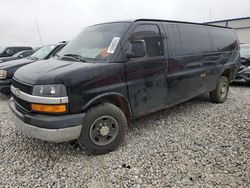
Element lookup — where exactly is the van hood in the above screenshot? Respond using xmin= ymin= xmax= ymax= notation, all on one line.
xmin=14 ymin=59 xmax=120 ymax=86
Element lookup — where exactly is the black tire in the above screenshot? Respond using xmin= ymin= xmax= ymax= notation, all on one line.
xmin=78 ymin=103 xmax=128 ymax=155
xmin=209 ymin=76 xmax=229 ymax=103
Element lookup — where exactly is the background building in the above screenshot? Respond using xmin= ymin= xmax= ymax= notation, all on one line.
xmin=205 ymin=17 xmax=250 ymax=44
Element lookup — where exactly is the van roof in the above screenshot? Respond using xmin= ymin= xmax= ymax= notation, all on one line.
xmin=136 ymin=19 xmax=232 ymax=29
xmin=97 ymin=18 xmax=233 ymax=29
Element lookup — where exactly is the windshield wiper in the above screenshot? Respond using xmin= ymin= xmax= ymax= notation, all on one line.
xmin=61 ymin=54 xmax=87 ymax=62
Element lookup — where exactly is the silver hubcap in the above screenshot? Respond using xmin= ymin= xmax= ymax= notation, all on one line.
xmin=220 ymin=83 xmax=227 ymax=99
xmin=89 ymin=116 xmax=119 ymax=146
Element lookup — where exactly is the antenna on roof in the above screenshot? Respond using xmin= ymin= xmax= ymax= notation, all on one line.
xmin=209 ymin=9 xmax=212 ymax=22
xmin=35 ymin=18 xmax=43 ymax=46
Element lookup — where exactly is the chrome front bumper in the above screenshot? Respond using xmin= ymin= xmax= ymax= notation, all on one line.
xmin=11 ymin=111 xmax=82 ymax=142
xmin=9 ymin=98 xmax=84 ymax=143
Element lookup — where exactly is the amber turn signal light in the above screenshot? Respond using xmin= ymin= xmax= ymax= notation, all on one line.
xmin=31 ymin=104 xmax=66 ymax=113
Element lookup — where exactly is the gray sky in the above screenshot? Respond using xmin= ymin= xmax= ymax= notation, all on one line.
xmin=0 ymin=0 xmax=249 ymax=47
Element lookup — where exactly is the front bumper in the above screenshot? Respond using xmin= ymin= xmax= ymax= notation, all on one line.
xmin=0 ymin=79 xmax=11 ymax=90
xmin=9 ymin=98 xmax=84 ymax=142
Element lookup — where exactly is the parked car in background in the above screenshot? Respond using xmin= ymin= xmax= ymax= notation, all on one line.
xmin=0 ymin=46 xmax=33 ymax=58
xmin=0 ymin=42 xmax=67 ymax=94
xmin=9 ymin=19 xmax=240 ymax=154
xmin=0 ymin=50 xmax=35 ymax=63
xmin=235 ymin=43 xmax=250 ymax=83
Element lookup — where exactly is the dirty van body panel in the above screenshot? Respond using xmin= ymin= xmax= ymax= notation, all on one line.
xmin=162 ymin=22 xmax=240 ymax=106
xmin=14 ymin=59 xmax=127 ymax=114
xmin=202 ymin=50 xmax=240 ymax=90
xmin=167 ymin=56 xmax=207 ymax=105
xmin=123 ymin=21 xmax=168 ymax=116
xmin=207 ymin=27 xmax=241 ymax=85
xmin=126 ymin=57 xmax=167 ymax=116
xmin=163 ymin=23 xmax=213 ymax=105
xmin=68 ymin=63 xmax=127 ymax=114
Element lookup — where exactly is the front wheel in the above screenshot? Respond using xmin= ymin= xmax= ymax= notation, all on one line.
xmin=78 ymin=103 xmax=128 ymax=155
xmin=209 ymin=76 xmax=229 ymax=103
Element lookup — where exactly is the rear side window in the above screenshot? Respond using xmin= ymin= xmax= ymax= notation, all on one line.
xmin=162 ymin=23 xmax=181 ymax=57
xmin=210 ymin=28 xmax=237 ymax=52
xmin=130 ymin=24 xmax=164 ymax=57
xmin=177 ymin=24 xmax=212 ymax=56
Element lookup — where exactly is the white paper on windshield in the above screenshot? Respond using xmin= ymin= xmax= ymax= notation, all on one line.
xmin=107 ymin=37 xmax=120 ymax=54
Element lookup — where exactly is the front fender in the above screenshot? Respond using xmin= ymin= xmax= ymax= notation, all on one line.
xmin=81 ymin=92 xmax=132 ymax=117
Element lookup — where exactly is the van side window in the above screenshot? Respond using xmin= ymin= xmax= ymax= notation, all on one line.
xmin=130 ymin=24 xmax=163 ymax=57
xmin=178 ymin=24 xmax=212 ymax=56
xmin=210 ymin=28 xmax=237 ymax=52
xmin=162 ymin=23 xmax=181 ymax=57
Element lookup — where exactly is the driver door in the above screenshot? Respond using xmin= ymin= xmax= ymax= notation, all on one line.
xmin=125 ymin=23 xmax=168 ymax=117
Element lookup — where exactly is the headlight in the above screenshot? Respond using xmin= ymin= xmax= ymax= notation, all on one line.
xmin=0 ymin=70 xmax=7 ymax=79
xmin=32 ymin=84 xmax=67 ymax=97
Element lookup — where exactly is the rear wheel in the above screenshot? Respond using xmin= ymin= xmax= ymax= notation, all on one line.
xmin=78 ymin=103 xmax=128 ymax=155
xmin=209 ymin=76 xmax=229 ymax=103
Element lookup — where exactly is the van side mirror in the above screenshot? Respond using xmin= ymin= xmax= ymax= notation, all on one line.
xmin=126 ymin=41 xmax=146 ymax=58
xmin=19 ymin=54 xmax=23 ymax=58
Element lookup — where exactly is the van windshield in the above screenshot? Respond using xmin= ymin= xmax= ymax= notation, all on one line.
xmin=30 ymin=45 xmax=56 ymax=60
xmin=58 ymin=22 xmax=131 ymax=62
xmin=0 ymin=47 xmax=5 ymax=54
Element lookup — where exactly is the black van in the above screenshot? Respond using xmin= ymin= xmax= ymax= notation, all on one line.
xmin=9 ymin=19 xmax=240 ymax=154
xmin=0 ymin=42 xmax=66 ymax=95
xmin=0 ymin=46 xmax=33 ymax=57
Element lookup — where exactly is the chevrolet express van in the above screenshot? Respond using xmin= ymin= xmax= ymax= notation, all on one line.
xmin=9 ymin=19 xmax=240 ymax=154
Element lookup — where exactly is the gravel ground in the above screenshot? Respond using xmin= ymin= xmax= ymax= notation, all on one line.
xmin=0 ymin=83 xmax=249 ymax=188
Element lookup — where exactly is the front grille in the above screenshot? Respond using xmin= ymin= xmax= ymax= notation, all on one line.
xmin=12 ymin=78 xmax=33 ymax=112
xmin=13 ymin=95 xmax=31 ymax=112
xmin=12 ymin=78 xmax=33 ymax=94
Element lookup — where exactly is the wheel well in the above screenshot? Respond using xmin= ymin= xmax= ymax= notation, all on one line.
xmin=85 ymin=95 xmax=132 ymax=119
xmin=221 ymin=68 xmax=233 ymax=82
